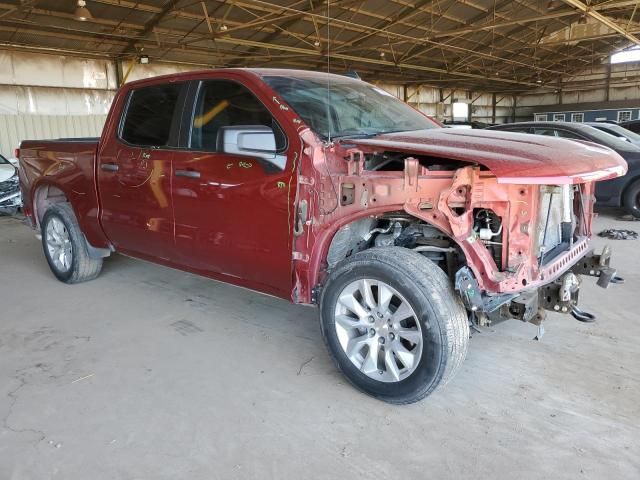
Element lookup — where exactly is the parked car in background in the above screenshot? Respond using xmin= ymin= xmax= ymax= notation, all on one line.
xmin=17 ymin=69 xmax=626 ymax=403
xmin=586 ymin=122 xmax=640 ymax=146
xmin=0 ymin=154 xmax=21 ymax=215
xmin=487 ymin=121 xmax=640 ymax=217
xmin=620 ymin=119 xmax=640 ymax=134
xmin=442 ymin=120 xmax=492 ymax=129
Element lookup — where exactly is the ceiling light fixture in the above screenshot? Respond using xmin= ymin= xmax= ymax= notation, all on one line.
xmin=74 ymin=0 xmax=92 ymax=21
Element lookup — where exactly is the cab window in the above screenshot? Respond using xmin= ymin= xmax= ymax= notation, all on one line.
xmin=533 ymin=128 xmax=557 ymax=137
xmin=190 ymin=80 xmax=286 ymax=156
xmin=120 ymin=84 xmax=182 ymax=147
xmin=555 ymin=130 xmax=583 ymax=140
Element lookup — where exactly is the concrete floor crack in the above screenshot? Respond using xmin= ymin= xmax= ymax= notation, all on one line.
xmin=2 ymin=372 xmax=47 ymax=444
xmin=297 ymin=356 xmax=314 ymax=376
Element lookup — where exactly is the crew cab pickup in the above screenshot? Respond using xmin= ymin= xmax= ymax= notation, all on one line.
xmin=18 ymin=69 xmax=626 ymax=404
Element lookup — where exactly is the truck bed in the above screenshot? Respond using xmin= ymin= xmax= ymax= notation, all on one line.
xmin=18 ymin=138 xmax=106 ymax=248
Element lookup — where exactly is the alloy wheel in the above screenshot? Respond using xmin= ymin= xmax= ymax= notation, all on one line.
xmin=45 ymin=217 xmax=73 ymax=272
xmin=333 ymin=278 xmax=423 ymax=383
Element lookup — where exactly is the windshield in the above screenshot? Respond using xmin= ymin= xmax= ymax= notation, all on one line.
xmin=581 ymin=124 xmax=640 ymax=152
xmin=262 ymin=74 xmax=438 ymax=139
xmin=0 ymin=155 xmax=9 ymax=165
xmin=592 ymin=123 xmax=640 ymax=142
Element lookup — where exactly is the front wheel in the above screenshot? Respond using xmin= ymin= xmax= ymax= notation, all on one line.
xmin=623 ymin=178 xmax=640 ymax=218
xmin=41 ymin=203 xmax=103 ymax=284
xmin=320 ymin=247 xmax=469 ymax=404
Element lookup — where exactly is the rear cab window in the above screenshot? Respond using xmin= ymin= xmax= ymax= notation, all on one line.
xmin=119 ymin=83 xmax=183 ymax=147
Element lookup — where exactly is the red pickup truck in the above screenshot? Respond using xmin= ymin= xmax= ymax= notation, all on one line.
xmin=18 ymin=69 xmax=626 ymax=404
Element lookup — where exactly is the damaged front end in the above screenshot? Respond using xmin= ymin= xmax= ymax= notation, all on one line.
xmin=313 ymin=135 xmax=625 ymax=338
xmin=459 ymin=245 xmax=619 ymax=311
xmin=456 ymin=239 xmax=622 ymax=339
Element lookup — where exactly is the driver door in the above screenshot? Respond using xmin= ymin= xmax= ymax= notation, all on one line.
xmin=171 ymin=79 xmax=296 ymax=298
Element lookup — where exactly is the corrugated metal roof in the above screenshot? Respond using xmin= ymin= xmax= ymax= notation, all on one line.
xmin=0 ymin=0 xmax=637 ymax=91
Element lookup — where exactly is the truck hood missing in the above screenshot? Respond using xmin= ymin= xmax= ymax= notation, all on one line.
xmin=348 ymin=129 xmax=627 ymax=184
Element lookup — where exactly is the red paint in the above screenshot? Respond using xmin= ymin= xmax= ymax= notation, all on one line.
xmin=18 ymin=140 xmax=106 ymax=247
xmin=99 ymin=144 xmax=175 ymax=260
xmin=349 ymin=129 xmax=627 ymax=184
xmin=17 ymin=68 xmax=627 ymax=304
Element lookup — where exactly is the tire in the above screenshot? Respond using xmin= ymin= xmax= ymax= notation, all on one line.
xmin=622 ymin=178 xmax=640 ymax=218
xmin=320 ymin=247 xmax=469 ymax=404
xmin=41 ymin=203 xmax=103 ymax=284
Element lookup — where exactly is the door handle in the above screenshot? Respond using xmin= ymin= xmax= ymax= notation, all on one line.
xmin=141 ymin=152 xmax=151 ymax=160
xmin=175 ymin=169 xmax=201 ymax=179
xmin=101 ymin=163 xmax=119 ymax=172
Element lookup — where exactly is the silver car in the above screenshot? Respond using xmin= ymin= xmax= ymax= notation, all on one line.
xmin=586 ymin=122 xmax=640 ymax=147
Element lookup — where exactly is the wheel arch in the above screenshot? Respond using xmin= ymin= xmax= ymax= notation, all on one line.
xmin=304 ymin=208 xmax=458 ymax=302
xmin=32 ymin=181 xmax=70 ymax=229
xmin=33 ymin=181 xmax=111 ymax=259
xmin=622 ymin=174 xmax=640 ymax=201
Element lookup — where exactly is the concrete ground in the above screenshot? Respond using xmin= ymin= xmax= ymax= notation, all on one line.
xmin=0 ymin=211 xmax=638 ymax=480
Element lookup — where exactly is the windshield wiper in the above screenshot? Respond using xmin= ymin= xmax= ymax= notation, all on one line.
xmin=333 ymin=129 xmax=406 ymax=140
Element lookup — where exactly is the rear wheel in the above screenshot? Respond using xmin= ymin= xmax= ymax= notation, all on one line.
xmin=623 ymin=178 xmax=640 ymax=218
xmin=320 ymin=247 xmax=469 ymax=404
xmin=41 ymin=203 xmax=103 ymax=283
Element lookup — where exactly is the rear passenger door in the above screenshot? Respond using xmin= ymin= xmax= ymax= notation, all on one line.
xmin=170 ymin=79 xmax=296 ymax=297
xmin=98 ymin=82 xmax=186 ymax=261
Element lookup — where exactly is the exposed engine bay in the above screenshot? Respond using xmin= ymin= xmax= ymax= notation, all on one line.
xmin=359 ymin=151 xmax=476 ymax=172
xmin=327 ymin=208 xmax=505 ymax=278
xmin=327 ymin=213 xmax=462 ymax=278
xmin=324 ymin=164 xmax=618 ymax=337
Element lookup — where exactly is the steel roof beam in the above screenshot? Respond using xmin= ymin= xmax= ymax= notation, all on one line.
xmin=561 ymin=0 xmax=640 ymax=45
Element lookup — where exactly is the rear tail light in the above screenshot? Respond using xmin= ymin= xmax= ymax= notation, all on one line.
xmin=14 ymin=148 xmax=19 ymax=159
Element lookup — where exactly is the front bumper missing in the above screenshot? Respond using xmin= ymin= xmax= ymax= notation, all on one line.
xmin=456 ymin=246 xmax=621 ymax=330
xmin=571 ymin=245 xmax=623 ymax=288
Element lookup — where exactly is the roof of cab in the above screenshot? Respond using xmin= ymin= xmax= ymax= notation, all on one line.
xmin=123 ymin=68 xmax=361 ymax=89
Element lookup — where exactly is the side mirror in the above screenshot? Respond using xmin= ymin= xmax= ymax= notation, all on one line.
xmin=218 ymin=126 xmax=286 ymax=170
xmin=218 ymin=125 xmax=275 ymax=156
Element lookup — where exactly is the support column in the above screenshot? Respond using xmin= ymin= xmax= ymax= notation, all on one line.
xmin=491 ymin=92 xmax=496 ymax=124
xmin=114 ymin=59 xmax=123 ymax=87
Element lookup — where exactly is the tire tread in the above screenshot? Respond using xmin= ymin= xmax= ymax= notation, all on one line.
xmin=622 ymin=178 xmax=640 ymax=218
xmin=321 ymin=247 xmax=469 ymax=404
xmin=42 ymin=203 xmax=103 ymax=284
